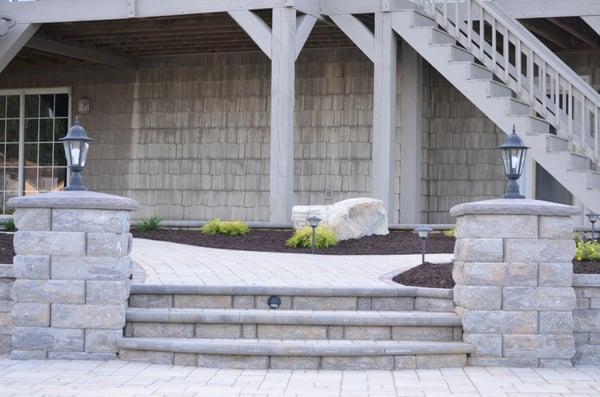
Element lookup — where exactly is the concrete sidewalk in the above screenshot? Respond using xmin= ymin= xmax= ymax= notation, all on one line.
xmin=131 ymin=238 xmax=453 ymax=287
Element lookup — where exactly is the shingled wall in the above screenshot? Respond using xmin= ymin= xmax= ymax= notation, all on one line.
xmin=1 ymin=45 xmax=558 ymax=224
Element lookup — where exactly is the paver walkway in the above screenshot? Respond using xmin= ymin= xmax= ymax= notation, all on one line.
xmin=131 ymin=238 xmax=453 ymax=287
xmin=0 ymin=359 xmax=599 ymax=396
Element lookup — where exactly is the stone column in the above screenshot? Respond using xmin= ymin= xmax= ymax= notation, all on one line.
xmin=8 ymin=191 xmax=138 ymax=360
xmin=451 ymin=199 xmax=578 ymax=368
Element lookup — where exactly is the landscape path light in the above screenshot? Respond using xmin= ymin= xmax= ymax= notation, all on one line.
xmin=307 ymin=215 xmax=321 ymax=254
xmin=498 ymin=125 xmax=528 ymax=199
xmin=587 ymin=212 xmax=599 ymax=242
xmin=414 ymin=225 xmax=433 ymax=265
xmin=60 ymin=119 xmax=93 ymax=191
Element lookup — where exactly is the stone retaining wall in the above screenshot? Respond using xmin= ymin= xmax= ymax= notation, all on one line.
xmin=573 ymin=274 xmax=600 ymax=364
xmin=0 ymin=264 xmax=13 ymax=354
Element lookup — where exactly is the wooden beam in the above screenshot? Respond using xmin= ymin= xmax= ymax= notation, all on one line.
xmin=269 ymin=6 xmax=296 ymax=224
xmin=372 ymin=11 xmax=397 ymax=222
xmin=521 ymin=20 xmax=571 ymax=50
xmin=295 ymin=14 xmax=317 ymax=59
xmin=330 ymin=14 xmax=375 ymax=62
xmin=26 ymin=37 xmax=138 ymax=68
xmin=488 ymin=0 xmax=600 ymax=19
xmin=0 ymin=0 xmax=280 ymax=24
xmin=399 ymin=41 xmax=422 ymax=224
xmin=227 ymin=10 xmax=272 ymax=59
xmin=547 ymin=18 xmax=597 ymax=48
xmin=321 ymin=0 xmax=414 ymax=15
xmin=0 ymin=23 xmax=39 ymax=73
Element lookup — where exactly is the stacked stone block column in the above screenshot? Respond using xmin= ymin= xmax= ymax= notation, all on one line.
xmin=450 ymin=199 xmax=579 ymax=367
xmin=8 ymin=191 xmax=138 ymax=360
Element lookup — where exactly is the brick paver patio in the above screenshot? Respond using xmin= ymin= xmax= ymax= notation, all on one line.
xmin=0 ymin=359 xmax=599 ymax=396
xmin=131 ymin=238 xmax=453 ymax=287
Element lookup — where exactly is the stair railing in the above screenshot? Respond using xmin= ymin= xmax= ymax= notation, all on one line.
xmin=415 ymin=0 xmax=600 ymax=165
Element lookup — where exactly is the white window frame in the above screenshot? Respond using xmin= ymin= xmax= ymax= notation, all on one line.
xmin=0 ymin=87 xmax=71 ymax=198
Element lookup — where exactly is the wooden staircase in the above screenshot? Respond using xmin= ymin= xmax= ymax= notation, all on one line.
xmin=390 ymin=0 xmax=600 ymax=212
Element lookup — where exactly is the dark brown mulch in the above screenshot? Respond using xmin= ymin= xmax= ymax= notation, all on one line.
xmin=393 ymin=260 xmax=600 ymax=289
xmin=574 ymin=261 xmax=600 ymax=274
xmin=132 ymin=229 xmax=456 ymax=256
xmin=0 ymin=233 xmax=14 ymax=264
xmin=393 ymin=262 xmax=455 ymax=289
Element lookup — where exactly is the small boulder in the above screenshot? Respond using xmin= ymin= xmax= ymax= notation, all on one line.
xmin=292 ymin=198 xmax=389 ymax=240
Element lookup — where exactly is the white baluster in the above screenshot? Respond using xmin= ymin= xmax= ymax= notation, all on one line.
xmin=595 ymin=107 xmax=599 ymax=161
xmin=568 ymin=84 xmax=573 ymax=139
xmin=492 ymin=19 xmax=497 ymax=67
xmin=554 ymin=72 xmax=560 ymax=126
xmin=516 ymin=39 xmax=522 ymax=92
xmin=455 ymin=0 xmax=460 ymax=37
xmin=467 ymin=0 xmax=472 ymax=50
xmin=541 ymin=61 xmax=547 ymax=117
xmin=479 ymin=6 xmax=484 ymax=58
xmin=503 ymin=27 xmax=509 ymax=81
xmin=528 ymin=50 xmax=535 ymax=106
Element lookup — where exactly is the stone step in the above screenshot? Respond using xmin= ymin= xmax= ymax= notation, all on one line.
xmin=125 ymin=308 xmax=463 ymax=341
xmin=118 ymin=337 xmax=473 ymax=369
xmin=129 ymin=284 xmax=455 ymax=312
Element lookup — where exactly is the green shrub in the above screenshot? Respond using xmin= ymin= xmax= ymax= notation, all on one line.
xmin=286 ymin=226 xmax=338 ymax=249
xmin=3 ymin=218 xmax=15 ymax=232
xmin=202 ymin=219 xmax=250 ymax=236
xmin=443 ymin=228 xmax=456 ymax=238
xmin=136 ymin=216 xmax=162 ymax=232
xmin=575 ymin=240 xmax=600 ymax=262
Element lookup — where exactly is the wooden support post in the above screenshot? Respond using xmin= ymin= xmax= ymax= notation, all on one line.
xmin=269 ymin=6 xmax=296 ymax=224
xmin=372 ymin=11 xmax=397 ymax=224
xmin=399 ymin=42 xmax=423 ymax=224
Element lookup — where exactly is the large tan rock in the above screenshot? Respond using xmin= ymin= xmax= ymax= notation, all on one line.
xmin=291 ymin=198 xmax=388 ymax=240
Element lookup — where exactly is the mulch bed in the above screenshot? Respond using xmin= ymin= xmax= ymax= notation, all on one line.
xmin=393 ymin=260 xmax=600 ymax=289
xmin=393 ymin=262 xmax=455 ymax=289
xmin=0 ymin=233 xmax=14 ymax=265
xmin=132 ymin=229 xmax=456 ymax=256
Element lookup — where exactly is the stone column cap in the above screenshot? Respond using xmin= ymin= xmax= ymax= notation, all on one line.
xmin=450 ymin=198 xmax=579 ymax=217
xmin=8 ymin=191 xmax=139 ymax=211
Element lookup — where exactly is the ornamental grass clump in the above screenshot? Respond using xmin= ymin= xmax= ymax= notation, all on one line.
xmin=136 ymin=216 xmax=162 ymax=232
xmin=575 ymin=240 xmax=600 ymax=262
xmin=3 ymin=218 xmax=15 ymax=232
xmin=202 ymin=219 xmax=250 ymax=236
xmin=286 ymin=226 xmax=338 ymax=249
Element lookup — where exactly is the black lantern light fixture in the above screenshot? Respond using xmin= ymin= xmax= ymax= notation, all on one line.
xmin=498 ymin=126 xmax=529 ymax=199
xmin=414 ymin=225 xmax=433 ymax=265
xmin=587 ymin=212 xmax=599 ymax=242
xmin=60 ymin=119 xmax=93 ymax=191
xmin=307 ymin=215 xmax=321 ymax=254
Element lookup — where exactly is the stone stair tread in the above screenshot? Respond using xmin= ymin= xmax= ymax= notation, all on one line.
xmin=126 ymin=307 xmax=462 ymax=326
xmin=130 ymin=283 xmax=453 ymax=298
xmin=118 ymin=337 xmax=474 ymax=356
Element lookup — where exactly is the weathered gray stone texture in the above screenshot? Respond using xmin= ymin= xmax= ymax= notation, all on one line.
xmin=573 ymin=276 xmax=600 ymax=364
xmin=452 ymin=205 xmax=577 ymax=367
xmin=10 ymin=202 xmax=135 ymax=360
xmin=0 ymin=264 xmax=14 ymax=354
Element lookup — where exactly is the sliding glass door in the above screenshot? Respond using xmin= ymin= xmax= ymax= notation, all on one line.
xmin=0 ymin=88 xmax=70 ymax=214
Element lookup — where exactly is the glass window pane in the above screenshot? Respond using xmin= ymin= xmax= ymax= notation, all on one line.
xmin=4 ymin=169 xmax=18 ymax=191
xmin=52 ymin=167 xmax=66 ymax=191
xmin=25 ymin=119 xmax=38 ymax=142
xmin=53 ymin=144 xmax=66 ymax=167
xmin=6 ymin=120 xmax=18 ymax=142
xmin=0 ymin=97 xmax=6 ymax=118
xmin=40 ymin=94 xmax=54 ymax=118
xmin=25 ymin=144 xmax=38 ymax=166
xmin=55 ymin=118 xmax=68 ymax=138
xmin=2 ymin=191 xmax=17 ymax=213
xmin=55 ymin=94 xmax=68 ymax=117
xmin=6 ymin=96 xmax=19 ymax=118
xmin=5 ymin=144 xmax=18 ymax=167
xmin=25 ymin=95 xmax=39 ymax=118
xmin=24 ymin=168 xmax=38 ymax=195
xmin=39 ymin=144 xmax=53 ymax=166
xmin=0 ymin=121 xmax=5 ymax=143
xmin=39 ymin=119 xmax=53 ymax=142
